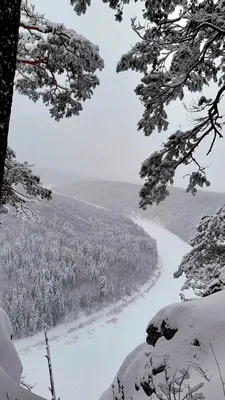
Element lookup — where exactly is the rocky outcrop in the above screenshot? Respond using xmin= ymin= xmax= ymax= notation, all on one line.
xmin=146 ymin=319 xmax=177 ymax=346
xmin=100 ymin=291 xmax=225 ymax=400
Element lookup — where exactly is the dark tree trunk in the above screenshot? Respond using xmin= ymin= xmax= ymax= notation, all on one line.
xmin=0 ymin=0 xmax=21 ymax=202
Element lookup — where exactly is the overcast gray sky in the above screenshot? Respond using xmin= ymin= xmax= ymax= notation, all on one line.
xmin=9 ymin=0 xmax=225 ymax=191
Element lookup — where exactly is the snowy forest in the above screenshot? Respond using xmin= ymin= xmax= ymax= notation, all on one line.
xmin=0 ymin=195 xmax=157 ymax=338
xmin=2 ymin=0 xmax=225 ymax=400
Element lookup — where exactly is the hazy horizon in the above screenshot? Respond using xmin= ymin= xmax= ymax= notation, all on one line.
xmin=32 ymin=165 xmax=225 ymax=195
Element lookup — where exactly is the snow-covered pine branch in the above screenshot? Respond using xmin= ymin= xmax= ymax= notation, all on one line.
xmin=174 ymin=205 xmax=225 ymax=297
xmin=16 ymin=1 xmax=104 ymax=120
xmin=0 ymin=147 xmax=51 ymax=217
xmin=71 ymin=0 xmax=188 ymax=22
xmin=74 ymin=0 xmax=225 ymax=207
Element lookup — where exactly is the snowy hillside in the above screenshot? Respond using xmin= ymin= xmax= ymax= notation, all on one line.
xmin=56 ymin=180 xmax=225 ymax=242
xmin=32 ymin=167 xmax=95 ymax=187
xmin=0 ymin=195 xmax=157 ymax=337
xmin=15 ymin=220 xmax=190 ymax=400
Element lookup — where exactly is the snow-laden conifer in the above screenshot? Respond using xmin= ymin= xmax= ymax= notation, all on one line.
xmin=73 ymin=0 xmax=225 ymax=207
xmin=0 ymin=147 xmax=51 ymax=217
xmin=175 ymin=205 xmax=225 ymax=297
xmin=17 ymin=1 xmax=104 ymax=120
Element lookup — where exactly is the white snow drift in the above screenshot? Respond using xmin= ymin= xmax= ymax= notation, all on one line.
xmin=0 ymin=307 xmax=45 ymax=400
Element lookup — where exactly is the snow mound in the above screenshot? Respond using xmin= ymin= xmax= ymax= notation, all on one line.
xmin=0 ymin=307 xmax=46 ymax=400
xmin=100 ymin=290 xmax=225 ymax=400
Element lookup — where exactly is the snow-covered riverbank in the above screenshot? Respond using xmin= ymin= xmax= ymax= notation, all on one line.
xmin=16 ymin=219 xmax=190 ymax=400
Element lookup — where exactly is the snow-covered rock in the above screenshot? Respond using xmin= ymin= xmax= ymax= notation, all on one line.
xmin=0 ymin=307 xmax=46 ymax=400
xmin=0 ymin=306 xmax=22 ymax=382
xmin=100 ymin=290 xmax=225 ymax=400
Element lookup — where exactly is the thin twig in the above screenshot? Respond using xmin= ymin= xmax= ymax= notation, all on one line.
xmin=210 ymin=342 xmax=225 ymax=396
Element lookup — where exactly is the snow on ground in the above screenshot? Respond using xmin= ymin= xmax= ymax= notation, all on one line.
xmin=101 ymin=289 xmax=225 ymax=400
xmin=72 ymin=196 xmax=107 ymax=209
xmin=0 ymin=307 xmax=45 ymax=400
xmin=15 ymin=219 xmax=190 ymax=400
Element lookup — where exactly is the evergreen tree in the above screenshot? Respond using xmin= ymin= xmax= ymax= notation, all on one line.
xmin=52 ymin=290 xmax=63 ymax=326
xmin=0 ymin=0 xmax=103 ymax=204
xmin=98 ymin=275 xmax=107 ymax=301
xmin=174 ymin=206 xmax=225 ymax=297
xmin=0 ymin=0 xmax=21 ymax=201
xmin=73 ymin=0 xmax=225 ymax=208
xmin=88 ymin=263 xmax=98 ymax=282
xmin=1 ymin=148 xmax=51 ymax=216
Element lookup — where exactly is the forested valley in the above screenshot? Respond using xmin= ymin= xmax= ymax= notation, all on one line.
xmin=0 ymin=195 xmax=157 ymax=337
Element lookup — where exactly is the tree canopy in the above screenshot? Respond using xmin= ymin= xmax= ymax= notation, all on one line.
xmin=174 ymin=205 xmax=225 ymax=297
xmin=17 ymin=1 xmax=104 ymax=120
xmin=0 ymin=0 xmax=104 ymax=214
xmin=74 ymin=0 xmax=225 ymax=208
xmin=1 ymin=148 xmax=51 ymax=218
xmin=3 ymin=0 xmax=225 ymax=214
